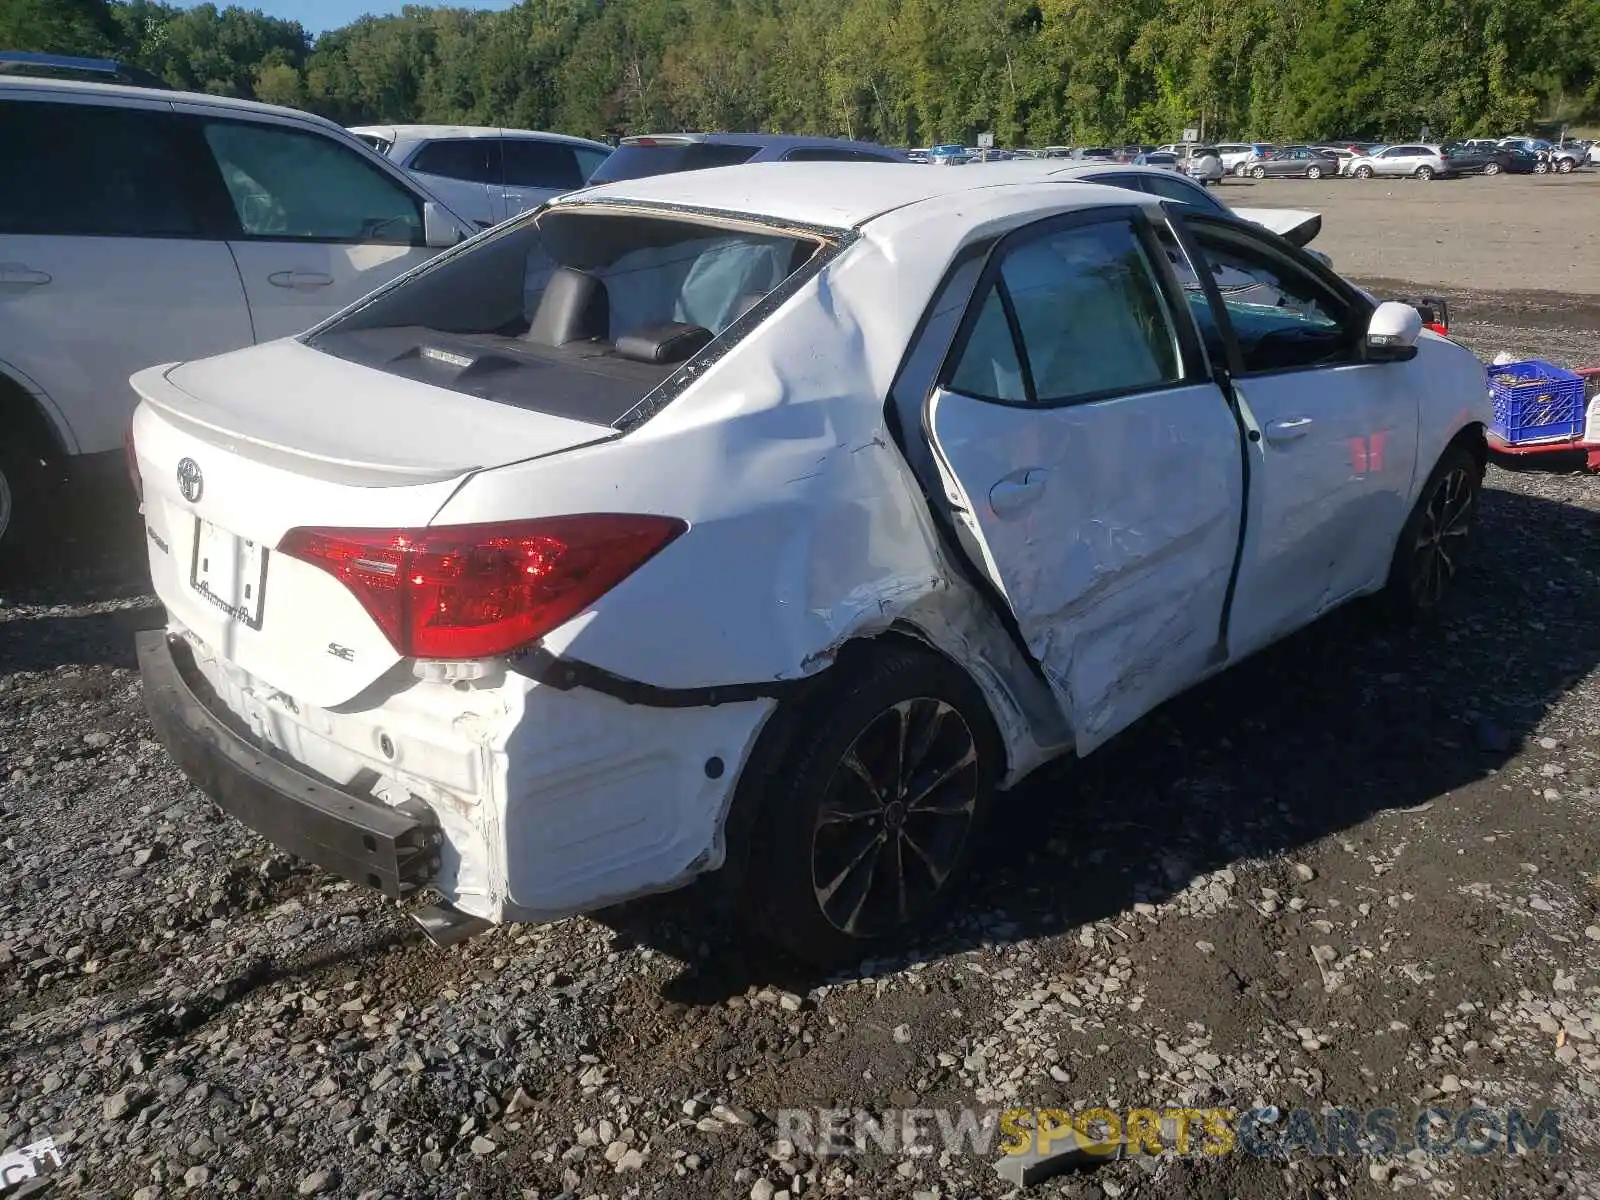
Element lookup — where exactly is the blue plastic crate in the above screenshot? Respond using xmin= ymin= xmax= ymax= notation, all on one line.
xmin=1487 ymin=359 xmax=1585 ymax=444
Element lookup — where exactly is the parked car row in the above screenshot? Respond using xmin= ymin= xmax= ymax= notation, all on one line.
xmin=905 ymin=136 xmax=1594 ymax=183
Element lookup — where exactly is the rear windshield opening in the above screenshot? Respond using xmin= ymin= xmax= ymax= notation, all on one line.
xmin=588 ymin=141 xmax=762 ymax=184
xmin=307 ymin=208 xmax=826 ymax=427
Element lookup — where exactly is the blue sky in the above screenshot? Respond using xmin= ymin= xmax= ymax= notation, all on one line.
xmin=195 ymin=1 xmax=517 ymax=36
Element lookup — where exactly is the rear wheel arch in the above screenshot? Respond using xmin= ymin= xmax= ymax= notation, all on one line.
xmin=0 ymin=372 xmax=69 ymax=555
xmin=712 ymin=628 xmax=1015 ymax=895
xmin=0 ymin=369 xmax=69 ymax=462
xmin=715 ymin=629 xmax=1012 ymax=963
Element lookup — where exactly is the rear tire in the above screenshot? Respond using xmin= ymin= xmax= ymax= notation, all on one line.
xmin=0 ymin=438 xmax=43 ymax=569
xmin=737 ymin=642 xmax=1001 ymax=967
xmin=1306 ymin=165 xmax=1323 ymax=179
xmin=1483 ymin=161 xmax=1501 ymax=176
xmin=1381 ymin=443 xmax=1482 ymax=620
xmin=1415 ymin=165 xmax=1435 ymax=180
xmin=1354 ymin=165 xmax=1374 ymax=179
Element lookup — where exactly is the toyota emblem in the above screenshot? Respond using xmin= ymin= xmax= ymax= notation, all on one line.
xmin=176 ymin=457 xmax=203 ymax=504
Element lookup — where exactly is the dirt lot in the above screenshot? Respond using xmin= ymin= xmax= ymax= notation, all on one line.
xmin=3 ymin=246 xmax=1600 ymax=1199
xmin=1225 ymin=170 xmax=1600 ymax=296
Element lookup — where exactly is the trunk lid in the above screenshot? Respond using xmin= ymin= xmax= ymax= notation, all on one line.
xmin=131 ymin=340 xmax=620 ymax=707
xmin=147 ymin=339 xmax=617 ymax=486
xmin=1233 ymin=207 xmax=1322 ymax=248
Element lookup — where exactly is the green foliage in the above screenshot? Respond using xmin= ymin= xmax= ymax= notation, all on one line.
xmin=6 ymin=0 xmax=1596 ymax=141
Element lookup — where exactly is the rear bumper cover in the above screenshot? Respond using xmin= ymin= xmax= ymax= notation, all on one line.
xmin=137 ymin=630 xmax=441 ymax=900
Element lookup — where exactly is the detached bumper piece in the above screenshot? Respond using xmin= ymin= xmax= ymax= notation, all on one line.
xmin=137 ymin=631 xmax=440 ymax=900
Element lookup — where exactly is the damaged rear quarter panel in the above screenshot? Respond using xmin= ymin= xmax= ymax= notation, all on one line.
xmin=430 ymin=208 xmax=1077 ymax=780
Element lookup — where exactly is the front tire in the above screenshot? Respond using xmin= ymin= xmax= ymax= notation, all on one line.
xmin=1354 ymin=165 xmax=1374 ymax=179
xmin=1251 ymin=165 xmax=1267 ymax=179
xmin=1382 ymin=443 xmax=1482 ymax=619
xmin=1557 ymin=158 xmax=1574 ymax=174
xmin=1483 ymin=161 xmax=1501 ymax=176
xmin=738 ymin=642 xmax=1000 ymax=967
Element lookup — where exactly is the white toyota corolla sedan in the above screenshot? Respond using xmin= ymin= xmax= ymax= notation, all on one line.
xmin=129 ymin=163 xmax=1491 ymax=965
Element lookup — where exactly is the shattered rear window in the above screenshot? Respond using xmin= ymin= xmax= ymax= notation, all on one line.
xmin=306 ymin=207 xmax=826 ymax=427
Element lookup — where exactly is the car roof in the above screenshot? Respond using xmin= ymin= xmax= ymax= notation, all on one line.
xmin=558 ymin=160 xmax=1162 ymax=230
xmin=350 ymin=124 xmax=612 ymax=151
xmin=0 ymin=73 xmax=348 ymax=131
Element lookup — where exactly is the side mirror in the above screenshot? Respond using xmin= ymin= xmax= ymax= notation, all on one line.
xmin=423 ymin=201 xmax=467 ymax=249
xmin=1365 ymin=300 xmax=1423 ymax=361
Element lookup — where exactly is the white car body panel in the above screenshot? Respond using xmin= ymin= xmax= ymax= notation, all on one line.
xmin=1231 ymin=207 xmax=1322 ymax=244
xmin=145 ymin=339 xmax=615 ymax=481
xmin=131 ymin=162 xmax=1491 ymax=928
xmin=1224 ymin=361 xmax=1420 ymax=654
xmin=925 ymin=382 xmax=1241 ymax=752
xmin=0 ymin=234 xmax=254 ymax=456
xmin=407 ymin=168 xmax=502 ymax=227
xmin=221 ymin=241 xmax=436 ymax=345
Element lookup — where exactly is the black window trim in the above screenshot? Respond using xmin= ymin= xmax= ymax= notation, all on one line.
xmin=198 ymin=113 xmax=428 ymax=248
xmin=1164 ymin=210 xmax=1376 ymax=382
xmin=1137 ymin=172 xmax=1228 ymax=215
xmin=0 ymin=97 xmax=236 ymax=243
xmin=935 ymin=204 xmax=1212 ymax=412
xmin=500 ymin=137 xmax=586 ymax=190
xmin=407 ymin=136 xmax=500 ymax=184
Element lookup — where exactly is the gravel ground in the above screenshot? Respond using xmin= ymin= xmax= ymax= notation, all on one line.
xmin=3 ymin=292 xmax=1600 ymax=1200
xmin=1221 ymin=170 xmax=1600 ymax=295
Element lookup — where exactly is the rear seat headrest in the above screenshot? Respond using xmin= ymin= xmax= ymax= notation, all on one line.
xmin=524 ymin=266 xmax=610 ymax=347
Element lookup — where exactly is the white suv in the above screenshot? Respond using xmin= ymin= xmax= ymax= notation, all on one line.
xmin=350 ymin=125 xmax=614 ymax=230
xmin=0 ymin=77 xmax=475 ymax=557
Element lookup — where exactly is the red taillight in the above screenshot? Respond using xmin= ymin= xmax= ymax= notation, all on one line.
xmin=1426 ymin=321 xmax=1449 ymax=336
xmin=278 ymin=514 xmax=686 ymax=660
xmin=124 ymin=422 xmax=142 ymax=502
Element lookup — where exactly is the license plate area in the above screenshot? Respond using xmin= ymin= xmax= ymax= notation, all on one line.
xmin=189 ymin=518 xmax=268 ymax=629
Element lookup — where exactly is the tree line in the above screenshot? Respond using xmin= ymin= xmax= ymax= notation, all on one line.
xmin=4 ymin=0 xmax=1598 ymax=145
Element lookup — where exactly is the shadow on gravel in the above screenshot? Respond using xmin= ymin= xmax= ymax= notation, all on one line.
xmin=0 ymin=479 xmax=159 ymax=670
xmin=7 ymin=924 xmax=423 ymax=1060
xmin=0 ymin=480 xmax=148 ymax=606
xmin=0 ymin=603 xmax=165 ymax=671
xmin=604 ymin=482 xmax=1600 ymax=1003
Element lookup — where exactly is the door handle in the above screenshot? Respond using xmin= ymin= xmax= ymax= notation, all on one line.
xmin=988 ymin=468 xmax=1048 ymax=517
xmin=1264 ymin=417 xmax=1314 ymax=443
xmin=267 ymin=271 xmax=335 ymax=289
xmin=0 ymin=264 xmax=51 ymax=286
